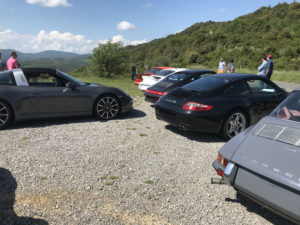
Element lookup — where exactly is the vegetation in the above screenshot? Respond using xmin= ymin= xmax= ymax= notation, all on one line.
xmin=89 ymin=41 xmax=128 ymax=78
xmin=126 ymin=2 xmax=300 ymax=72
xmin=21 ymin=57 xmax=89 ymax=72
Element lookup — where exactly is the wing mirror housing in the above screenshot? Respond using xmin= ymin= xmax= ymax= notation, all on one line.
xmin=63 ymin=82 xmax=76 ymax=92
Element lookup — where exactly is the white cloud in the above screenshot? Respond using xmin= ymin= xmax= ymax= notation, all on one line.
xmin=0 ymin=29 xmax=147 ymax=53
xmin=142 ymin=3 xmax=152 ymax=8
xmin=0 ymin=29 xmax=95 ymax=53
xmin=26 ymin=0 xmax=72 ymax=7
xmin=117 ymin=21 xmax=136 ymax=31
xmin=101 ymin=35 xmax=146 ymax=46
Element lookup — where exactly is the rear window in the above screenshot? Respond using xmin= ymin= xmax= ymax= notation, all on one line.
xmin=157 ymin=70 xmax=174 ymax=76
xmin=147 ymin=68 xmax=162 ymax=74
xmin=270 ymin=92 xmax=300 ymax=122
xmin=165 ymin=73 xmax=190 ymax=82
xmin=182 ymin=77 xmax=229 ymax=92
xmin=0 ymin=71 xmax=14 ymax=85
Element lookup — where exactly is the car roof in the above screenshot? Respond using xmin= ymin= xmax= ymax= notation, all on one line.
xmin=208 ymin=73 xmax=262 ymax=81
xmin=155 ymin=67 xmax=174 ymax=69
xmin=174 ymin=69 xmax=215 ymax=74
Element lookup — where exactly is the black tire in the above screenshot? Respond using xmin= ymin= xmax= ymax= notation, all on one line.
xmin=221 ymin=109 xmax=248 ymax=140
xmin=94 ymin=95 xmax=121 ymax=120
xmin=0 ymin=100 xmax=13 ymax=130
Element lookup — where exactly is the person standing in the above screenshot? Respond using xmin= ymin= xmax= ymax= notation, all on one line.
xmin=226 ymin=59 xmax=235 ymax=73
xmin=131 ymin=65 xmax=137 ymax=81
xmin=217 ymin=58 xmax=226 ymax=74
xmin=266 ymin=54 xmax=274 ymax=79
xmin=258 ymin=55 xmax=268 ymax=76
xmin=0 ymin=53 xmax=5 ymax=71
xmin=7 ymin=51 xmax=20 ymax=70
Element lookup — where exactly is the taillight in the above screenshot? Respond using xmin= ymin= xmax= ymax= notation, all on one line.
xmin=217 ymin=153 xmax=229 ymax=177
xmin=145 ymin=89 xmax=166 ymax=96
xmin=182 ymin=102 xmax=213 ymax=111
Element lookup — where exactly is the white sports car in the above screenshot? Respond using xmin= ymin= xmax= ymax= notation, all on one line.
xmin=138 ymin=68 xmax=187 ymax=91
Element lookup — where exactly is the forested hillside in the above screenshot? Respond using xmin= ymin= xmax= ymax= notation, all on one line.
xmin=127 ymin=2 xmax=300 ymax=71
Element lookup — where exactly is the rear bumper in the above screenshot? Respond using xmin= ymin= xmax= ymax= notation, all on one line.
xmin=234 ymin=167 xmax=300 ymax=224
xmin=155 ymin=105 xmax=221 ymax=133
xmin=139 ymin=83 xmax=150 ymax=91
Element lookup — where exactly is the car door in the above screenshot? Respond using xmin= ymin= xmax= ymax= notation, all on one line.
xmin=24 ymin=71 xmax=89 ymax=116
xmin=246 ymin=78 xmax=283 ymax=124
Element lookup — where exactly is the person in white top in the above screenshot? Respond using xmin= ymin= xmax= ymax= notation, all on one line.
xmin=218 ymin=58 xmax=226 ymax=74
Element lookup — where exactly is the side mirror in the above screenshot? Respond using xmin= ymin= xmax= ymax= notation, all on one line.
xmin=63 ymin=82 xmax=76 ymax=93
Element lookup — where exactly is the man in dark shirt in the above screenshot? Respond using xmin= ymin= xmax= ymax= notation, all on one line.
xmin=0 ymin=53 xmax=6 ymax=71
xmin=266 ymin=54 xmax=274 ymax=79
xmin=131 ymin=65 xmax=136 ymax=81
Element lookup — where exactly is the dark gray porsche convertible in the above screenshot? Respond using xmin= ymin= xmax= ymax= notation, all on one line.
xmin=0 ymin=68 xmax=133 ymax=129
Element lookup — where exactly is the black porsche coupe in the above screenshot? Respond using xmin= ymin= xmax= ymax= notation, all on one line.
xmin=144 ymin=69 xmax=215 ymax=103
xmin=0 ymin=68 xmax=133 ymax=129
xmin=155 ymin=74 xmax=288 ymax=139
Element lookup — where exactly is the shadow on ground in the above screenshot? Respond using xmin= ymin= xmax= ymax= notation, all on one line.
xmin=0 ymin=168 xmax=48 ymax=225
xmin=165 ymin=125 xmax=224 ymax=143
xmin=225 ymin=192 xmax=296 ymax=225
xmin=7 ymin=109 xmax=146 ymax=130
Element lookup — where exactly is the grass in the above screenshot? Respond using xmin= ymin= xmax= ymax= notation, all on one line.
xmin=70 ymin=67 xmax=299 ymax=100
xmin=70 ymin=72 xmax=144 ymax=98
xmin=22 ymin=136 xmax=30 ymax=141
xmin=139 ymin=133 xmax=148 ymax=137
xmin=188 ymin=64 xmax=300 ymax=83
xmin=145 ymin=180 xmax=154 ymax=185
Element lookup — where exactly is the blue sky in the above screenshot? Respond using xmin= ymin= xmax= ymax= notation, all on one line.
xmin=0 ymin=0 xmax=297 ymax=53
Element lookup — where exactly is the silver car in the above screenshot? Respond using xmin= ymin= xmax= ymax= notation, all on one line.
xmin=212 ymin=90 xmax=300 ymax=224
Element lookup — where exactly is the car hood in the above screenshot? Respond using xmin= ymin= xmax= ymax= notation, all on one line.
xmin=86 ymin=83 xmax=105 ymax=87
xmin=230 ymin=116 xmax=300 ymax=191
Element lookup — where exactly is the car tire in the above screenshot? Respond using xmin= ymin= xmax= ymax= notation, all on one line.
xmin=94 ymin=95 xmax=121 ymax=120
xmin=222 ymin=109 xmax=248 ymax=140
xmin=0 ymin=100 xmax=13 ymax=130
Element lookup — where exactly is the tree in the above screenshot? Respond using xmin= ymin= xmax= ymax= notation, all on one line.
xmin=90 ymin=41 xmax=127 ymax=78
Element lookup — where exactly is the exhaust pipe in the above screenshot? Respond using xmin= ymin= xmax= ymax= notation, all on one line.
xmin=177 ymin=124 xmax=186 ymax=130
xmin=211 ymin=178 xmax=225 ymax=184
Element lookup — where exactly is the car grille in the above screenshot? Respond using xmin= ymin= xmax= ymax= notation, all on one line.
xmin=255 ymin=123 xmax=300 ymax=147
xmin=168 ymin=89 xmax=193 ymax=99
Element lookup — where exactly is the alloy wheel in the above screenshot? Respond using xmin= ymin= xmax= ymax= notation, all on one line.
xmin=226 ymin=112 xmax=247 ymax=138
xmin=0 ymin=103 xmax=9 ymax=128
xmin=96 ymin=96 xmax=120 ymax=119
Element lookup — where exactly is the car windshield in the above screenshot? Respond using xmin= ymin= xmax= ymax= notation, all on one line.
xmin=270 ymin=91 xmax=300 ymax=122
xmin=0 ymin=71 xmax=14 ymax=85
xmin=183 ymin=77 xmax=229 ymax=92
xmin=165 ymin=73 xmax=190 ymax=82
xmin=157 ymin=70 xmax=175 ymax=76
xmin=57 ymin=70 xmax=85 ymax=86
xmin=146 ymin=68 xmax=162 ymax=74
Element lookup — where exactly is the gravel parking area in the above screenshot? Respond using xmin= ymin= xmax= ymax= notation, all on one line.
xmin=0 ymin=96 xmax=295 ymax=225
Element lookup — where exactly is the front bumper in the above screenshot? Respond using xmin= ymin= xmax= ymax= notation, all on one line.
xmin=121 ymin=96 xmax=133 ymax=113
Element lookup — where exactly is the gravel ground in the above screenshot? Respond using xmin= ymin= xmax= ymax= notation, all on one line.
xmin=0 ymin=96 xmax=296 ymax=225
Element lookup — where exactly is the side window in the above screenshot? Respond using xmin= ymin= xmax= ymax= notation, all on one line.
xmin=201 ymin=73 xmax=214 ymax=78
xmin=224 ymin=81 xmax=250 ymax=96
xmin=246 ymin=79 xmax=275 ymax=94
xmin=0 ymin=71 xmax=14 ymax=85
xmin=26 ymin=72 xmax=66 ymax=87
